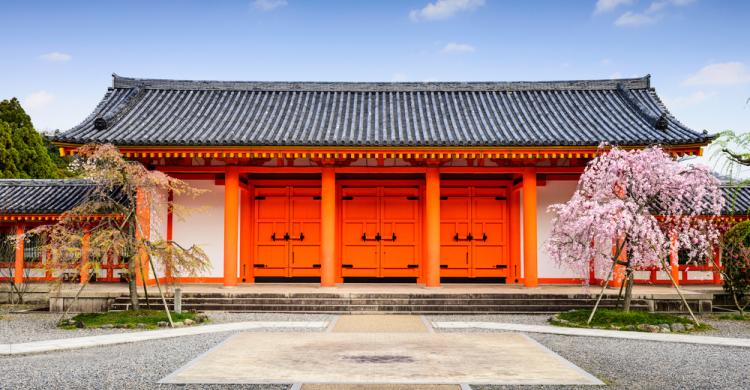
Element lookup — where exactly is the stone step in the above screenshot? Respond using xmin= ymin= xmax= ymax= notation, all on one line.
xmin=109 ymin=302 xmax=648 ymax=313
xmin=112 ymin=296 xmax=646 ymax=304
xmin=117 ymin=292 xmax=636 ymax=299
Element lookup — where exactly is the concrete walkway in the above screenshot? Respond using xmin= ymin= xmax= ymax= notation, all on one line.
xmin=0 ymin=321 xmax=327 ymax=356
xmin=433 ymin=321 xmax=750 ymax=348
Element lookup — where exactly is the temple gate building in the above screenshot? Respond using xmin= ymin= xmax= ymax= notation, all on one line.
xmin=2 ymin=74 xmax=721 ymax=287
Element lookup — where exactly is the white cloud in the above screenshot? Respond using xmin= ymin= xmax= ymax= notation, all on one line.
xmin=22 ymin=91 xmax=55 ymax=113
xmin=409 ymin=0 xmax=485 ymax=22
xmin=440 ymin=42 xmax=476 ymax=54
xmin=684 ymin=62 xmax=750 ymax=86
xmin=615 ymin=11 xmax=659 ymax=26
xmin=666 ymin=90 xmax=716 ymax=108
xmin=610 ymin=71 xmax=623 ymax=78
xmin=594 ymin=0 xmax=633 ymax=14
xmin=39 ymin=51 xmax=71 ymax=62
xmin=252 ymin=0 xmax=287 ymax=11
xmin=613 ymin=0 xmax=695 ymax=27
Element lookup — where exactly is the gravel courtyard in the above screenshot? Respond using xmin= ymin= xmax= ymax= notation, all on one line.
xmin=2 ymin=313 xmax=750 ymax=389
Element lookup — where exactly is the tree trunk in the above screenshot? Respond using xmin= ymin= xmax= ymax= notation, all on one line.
xmin=732 ymin=292 xmax=745 ymax=317
xmin=623 ymin=269 xmax=634 ymax=312
xmin=128 ymin=257 xmax=139 ymax=310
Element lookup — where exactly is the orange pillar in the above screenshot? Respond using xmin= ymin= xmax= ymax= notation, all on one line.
xmin=712 ymin=245 xmax=721 ymax=284
xmin=135 ymin=188 xmax=151 ymax=286
xmin=522 ymin=169 xmax=538 ymax=287
xmin=610 ymin=240 xmax=626 ymax=288
xmin=223 ymin=166 xmax=239 ymax=287
xmin=320 ymin=168 xmax=336 ymax=286
xmin=425 ymin=168 xmax=441 ymax=287
xmin=14 ymin=224 xmax=24 ymax=285
xmin=509 ymin=188 xmax=521 ymax=284
xmin=240 ymin=187 xmax=253 ymax=283
xmin=670 ymin=234 xmax=679 ymax=286
xmin=80 ymin=226 xmax=90 ymax=284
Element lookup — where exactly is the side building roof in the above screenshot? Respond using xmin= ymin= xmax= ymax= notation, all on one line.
xmin=52 ymin=74 xmax=712 ymax=148
xmin=0 ymin=179 xmax=123 ymax=215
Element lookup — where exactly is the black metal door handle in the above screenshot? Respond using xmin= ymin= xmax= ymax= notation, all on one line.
xmin=271 ymin=232 xmax=277 ymax=241
xmin=375 ymin=232 xmax=382 ymax=241
xmin=362 ymin=232 xmax=367 ymax=241
xmin=466 ymin=233 xmax=473 ymax=241
xmin=290 ymin=233 xmax=305 ymax=241
xmin=454 ymin=233 xmax=474 ymax=241
xmin=381 ymin=232 xmax=397 ymax=241
xmin=482 ymin=233 xmax=487 ymax=241
xmin=283 ymin=232 xmax=290 ymax=241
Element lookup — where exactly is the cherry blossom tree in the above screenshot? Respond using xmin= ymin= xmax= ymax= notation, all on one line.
xmin=545 ymin=145 xmax=724 ymax=323
xmin=30 ymin=144 xmax=210 ymax=325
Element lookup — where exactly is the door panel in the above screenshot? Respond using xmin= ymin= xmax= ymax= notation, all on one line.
xmin=440 ymin=197 xmax=471 ymax=271
xmin=472 ymin=197 xmax=508 ymax=271
xmin=254 ymin=195 xmax=289 ymax=271
xmin=381 ymin=196 xmax=419 ymax=270
xmin=342 ymin=194 xmax=379 ymax=270
xmin=290 ymin=196 xmax=321 ymax=270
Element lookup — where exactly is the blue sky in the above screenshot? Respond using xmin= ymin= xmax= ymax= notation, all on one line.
xmin=2 ymin=0 xmax=748 ymax=154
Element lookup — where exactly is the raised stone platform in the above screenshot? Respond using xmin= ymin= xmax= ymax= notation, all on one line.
xmin=46 ymin=283 xmax=719 ymax=314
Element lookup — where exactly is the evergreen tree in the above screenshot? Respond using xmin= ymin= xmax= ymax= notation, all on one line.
xmin=0 ymin=98 xmax=65 ymax=178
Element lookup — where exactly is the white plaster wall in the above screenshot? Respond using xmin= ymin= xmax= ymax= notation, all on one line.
xmin=150 ymin=187 xmax=169 ymax=277
xmin=537 ymin=180 xmax=579 ymax=279
xmin=172 ymin=180 xmax=226 ymax=277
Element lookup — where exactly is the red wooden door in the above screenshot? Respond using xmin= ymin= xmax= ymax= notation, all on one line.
xmin=254 ymin=189 xmax=290 ymax=275
xmin=439 ymin=186 xmax=510 ymax=279
xmin=380 ymin=188 xmax=420 ymax=276
xmin=340 ymin=186 xmax=421 ymax=277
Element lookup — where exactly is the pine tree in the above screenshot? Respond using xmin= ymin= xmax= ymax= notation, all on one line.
xmin=0 ymin=98 xmax=65 ymax=178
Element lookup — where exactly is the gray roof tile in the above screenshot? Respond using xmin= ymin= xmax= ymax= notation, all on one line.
xmin=53 ymin=74 xmax=712 ymax=147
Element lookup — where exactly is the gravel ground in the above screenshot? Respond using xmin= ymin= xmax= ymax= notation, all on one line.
xmin=472 ymin=332 xmax=750 ymax=390
xmin=1 ymin=312 xmax=334 ymax=343
xmin=429 ymin=315 xmax=750 ymax=389
xmin=2 ymin=318 xmax=749 ymax=389
xmin=0 ymin=331 xmax=290 ymax=390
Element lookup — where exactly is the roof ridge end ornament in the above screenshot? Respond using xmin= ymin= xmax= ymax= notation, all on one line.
xmin=94 ymin=86 xmax=144 ymax=131
xmin=616 ymin=83 xmax=668 ymax=131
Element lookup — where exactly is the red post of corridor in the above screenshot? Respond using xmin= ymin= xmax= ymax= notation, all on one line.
xmin=14 ymin=224 xmax=24 ymax=285
xmin=425 ymin=168 xmax=441 ymax=287
xmin=522 ymin=169 xmax=538 ymax=287
xmin=223 ymin=166 xmax=239 ymax=287
xmin=320 ymin=168 xmax=336 ymax=286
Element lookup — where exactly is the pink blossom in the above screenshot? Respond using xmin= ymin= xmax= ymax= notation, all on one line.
xmin=545 ymin=146 xmax=724 ymax=285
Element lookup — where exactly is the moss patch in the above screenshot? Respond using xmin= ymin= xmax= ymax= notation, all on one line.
xmin=59 ymin=310 xmax=202 ymax=330
xmin=550 ymin=309 xmax=710 ymax=333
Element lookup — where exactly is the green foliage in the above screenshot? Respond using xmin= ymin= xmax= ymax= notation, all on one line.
xmin=0 ymin=98 xmax=66 ymax=178
xmin=721 ymin=221 xmax=750 ymax=311
xmin=60 ymin=309 xmax=200 ymax=329
xmin=554 ymin=308 xmax=703 ymax=328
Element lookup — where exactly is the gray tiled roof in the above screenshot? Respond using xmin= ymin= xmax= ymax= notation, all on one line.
xmin=0 ymin=179 xmax=98 ymax=214
xmin=722 ymin=186 xmax=750 ymax=215
xmin=53 ymin=74 xmax=711 ymax=147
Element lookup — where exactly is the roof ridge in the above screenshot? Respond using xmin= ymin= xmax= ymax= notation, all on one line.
xmin=0 ymin=179 xmax=94 ymax=186
xmin=111 ymin=73 xmax=652 ymax=92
